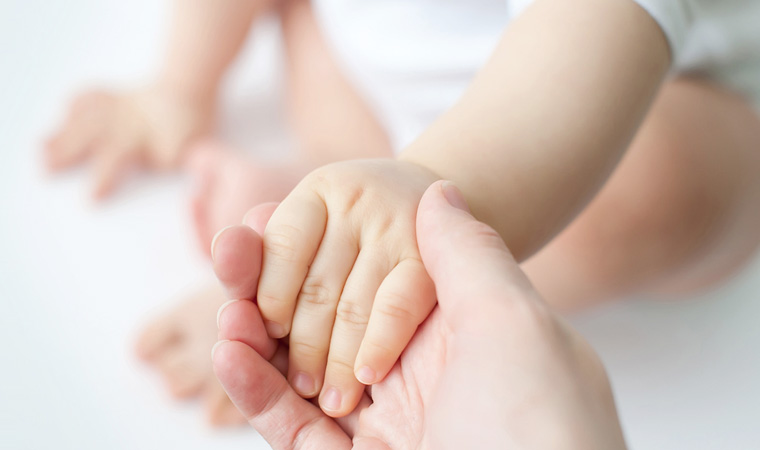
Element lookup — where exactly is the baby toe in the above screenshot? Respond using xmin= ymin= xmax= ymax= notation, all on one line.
xmin=158 ymin=350 xmax=208 ymax=399
xmin=135 ymin=318 xmax=180 ymax=361
xmin=204 ymin=380 xmax=246 ymax=427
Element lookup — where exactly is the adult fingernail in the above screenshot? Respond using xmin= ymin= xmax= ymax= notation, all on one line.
xmin=321 ymin=387 xmax=342 ymax=412
xmin=211 ymin=340 xmax=230 ymax=361
xmin=441 ymin=181 xmax=470 ymax=212
xmin=210 ymin=225 xmax=235 ymax=261
xmin=292 ymin=372 xmax=315 ymax=396
xmin=355 ymin=366 xmax=376 ymax=385
xmin=265 ymin=320 xmax=285 ymax=338
xmin=242 ymin=208 xmax=255 ymax=226
xmin=216 ymin=299 xmax=239 ymax=330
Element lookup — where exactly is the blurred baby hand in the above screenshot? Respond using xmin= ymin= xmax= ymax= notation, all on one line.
xmin=45 ymin=86 xmax=213 ymax=199
xmin=256 ymin=159 xmax=440 ymax=417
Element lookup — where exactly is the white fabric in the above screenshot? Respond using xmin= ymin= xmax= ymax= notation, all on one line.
xmin=312 ymin=0 xmax=509 ymax=151
xmin=313 ymin=0 xmax=760 ymax=152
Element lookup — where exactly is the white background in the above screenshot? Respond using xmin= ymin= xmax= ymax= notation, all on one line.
xmin=1 ymin=1 xmax=759 ymax=449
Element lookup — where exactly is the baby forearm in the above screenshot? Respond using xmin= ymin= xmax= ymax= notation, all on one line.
xmin=157 ymin=0 xmax=277 ymax=101
xmin=400 ymin=0 xmax=670 ymax=261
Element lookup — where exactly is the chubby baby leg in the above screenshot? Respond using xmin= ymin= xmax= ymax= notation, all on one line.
xmin=280 ymin=0 xmax=392 ymax=163
xmin=523 ymin=76 xmax=760 ymax=310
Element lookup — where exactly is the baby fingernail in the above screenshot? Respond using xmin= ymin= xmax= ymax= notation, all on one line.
xmin=321 ymin=387 xmax=342 ymax=412
xmin=216 ymin=299 xmax=239 ymax=330
xmin=265 ymin=320 xmax=285 ymax=338
xmin=356 ymin=366 xmax=376 ymax=385
xmin=292 ymin=372 xmax=315 ymax=396
xmin=211 ymin=340 xmax=230 ymax=361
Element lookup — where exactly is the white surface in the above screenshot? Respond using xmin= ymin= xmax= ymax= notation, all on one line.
xmin=0 ymin=1 xmax=275 ymax=449
xmin=1 ymin=1 xmax=760 ymax=449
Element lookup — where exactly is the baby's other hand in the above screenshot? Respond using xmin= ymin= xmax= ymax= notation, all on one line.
xmin=258 ymin=159 xmax=439 ymax=417
xmin=45 ymin=86 xmax=213 ymax=199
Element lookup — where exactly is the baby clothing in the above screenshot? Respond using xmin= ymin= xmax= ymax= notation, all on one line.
xmin=312 ymin=0 xmax=508 ymax=151
xmin=312 ymin=0 xmax=760 ymax=152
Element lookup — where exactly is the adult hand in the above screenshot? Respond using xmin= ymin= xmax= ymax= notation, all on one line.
xmin=211 ymin=181 xmax=627 ymax=449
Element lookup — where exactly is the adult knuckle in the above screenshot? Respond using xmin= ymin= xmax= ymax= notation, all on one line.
xmin=291 ymin=416 xmax=333 ymax=450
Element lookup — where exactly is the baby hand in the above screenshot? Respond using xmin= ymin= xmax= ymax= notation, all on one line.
xmin=45 ymin=86 xmax=213 ymax=199
xmin=257 ymin=159 xmax=439 ymax=417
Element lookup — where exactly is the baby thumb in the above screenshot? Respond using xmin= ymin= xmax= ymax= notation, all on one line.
xmin=416 ymin=181 xmax=539 ymax=324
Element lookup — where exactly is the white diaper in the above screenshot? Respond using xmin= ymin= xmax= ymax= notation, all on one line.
xmin=313 ymin=0 xmax=760 ymax=152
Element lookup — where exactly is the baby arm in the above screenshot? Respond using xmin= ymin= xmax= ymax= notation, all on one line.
xmin=46 ymin=0 xmax=273 ymax=198
xmin=253 ymin=0 xmax=671 ymax=418
xmin=400 ymin=0 xmax=671 ymax=259
xmin=157 ymin=0 xmax=273 ymax=105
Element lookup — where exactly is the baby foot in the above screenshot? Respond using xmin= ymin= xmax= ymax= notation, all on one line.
xmin=135 ymin=284 xmax=245 ymax=426
xmin=187 ymin=141 xmax=315 ymax=256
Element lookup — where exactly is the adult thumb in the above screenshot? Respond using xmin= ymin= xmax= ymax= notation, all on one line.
xmin=416 ymin=181 xmax=540 ymax=326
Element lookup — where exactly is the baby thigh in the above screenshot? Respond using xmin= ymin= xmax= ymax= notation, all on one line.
xmin=522 ymin=76 xmax=760 ymax=310
xmin=279 ymin=0 xmax=392 ymax=160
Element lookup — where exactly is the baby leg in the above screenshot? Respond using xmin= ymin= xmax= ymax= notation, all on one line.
xmin=190 ymin=0 xmax=393 ymax=252
xmin=279 ymin=0 xmax=392 ymax=163
xmin=523 ymin=77 xmax=760 ymax=310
